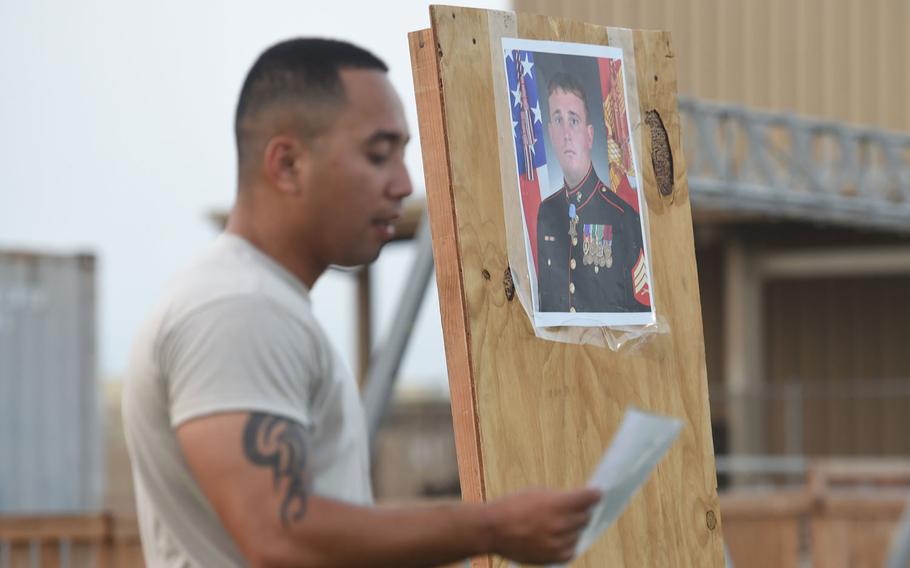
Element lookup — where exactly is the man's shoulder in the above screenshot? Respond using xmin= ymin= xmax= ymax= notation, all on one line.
xmin=538 ymin=188 xmax=566 ymax=222
xmin=540 ymin=186 xmax=566 ymax=207
xmin=593 ymin=179 xmax=637 ymax=216
xmin=155 ymin=237 xmax=315 ymax=338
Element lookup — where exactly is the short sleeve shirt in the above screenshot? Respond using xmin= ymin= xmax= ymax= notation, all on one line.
xmin=122 ymin=234 xmax=372 ymax=568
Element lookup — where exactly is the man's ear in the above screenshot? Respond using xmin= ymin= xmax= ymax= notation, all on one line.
xmin=585 ymin=124 xmax=595 ymax=149
xmin=263 ymin=135 xmax=309 ymax=194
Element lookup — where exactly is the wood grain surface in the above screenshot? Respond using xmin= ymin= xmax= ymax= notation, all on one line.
xmin=411 ymin=5 xmax=724 ymax=566
xmin=410 ymin=28 xmax=487 ymax=513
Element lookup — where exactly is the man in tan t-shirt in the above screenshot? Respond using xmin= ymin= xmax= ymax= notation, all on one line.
xmin=123 ymin=38 xmax=599 ymax=567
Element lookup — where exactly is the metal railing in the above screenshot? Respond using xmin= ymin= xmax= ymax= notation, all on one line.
xmin=710 ymin=378 xmax=910 ymax=459
xmin=679 ymin=97 xmax=910 ymax=231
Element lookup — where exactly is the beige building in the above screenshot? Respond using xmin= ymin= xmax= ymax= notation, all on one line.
xmin=515 ymin=0 xmax=910 ymax=460
xmin=516 ymin=0 xmax=910 ymax=132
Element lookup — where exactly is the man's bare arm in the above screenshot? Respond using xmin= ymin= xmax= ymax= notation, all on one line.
xmin=178 ymin=411 xmax=599 ymax=568
xmin=241 ymin=413 xmax=311 ymax=527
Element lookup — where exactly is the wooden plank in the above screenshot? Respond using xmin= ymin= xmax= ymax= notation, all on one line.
xmin=721 ymin=517 xmax=801 ymax=568
xmin=0 ymin=515 xmax=108 ymax=543
xmin=105 ymin=516 xmax=145 ymax=568
xmin=40 ymin=542 xmax=60 ymax=567
xmin=718 ymin=491 xmax=808 ymax=568
xmin=821 ymin=494 xmax=908 ymax=517
xmin=811 ymin=496 xmax=906 ymax=568
xmin=809 ymin=458 xmax=910 ymax=492
xmin=416 ymin=5 xmax=723 ymax=566
xmin=720 ymin=490 xmax=811 ymax=518
xmin=409 ymin=28 xmax=487 ymax=515
xmin=410 ymin=26 xmax=492 ymax=568
xmin=356 ymin=265 xmax=371 ymax=387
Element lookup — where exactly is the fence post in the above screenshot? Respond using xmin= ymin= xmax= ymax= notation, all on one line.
xmin=784 ymin=381 xmax=803 ymax=456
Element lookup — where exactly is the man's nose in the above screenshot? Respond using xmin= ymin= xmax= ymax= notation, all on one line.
xmin=389 ymin=162 xmax=413 ymax=200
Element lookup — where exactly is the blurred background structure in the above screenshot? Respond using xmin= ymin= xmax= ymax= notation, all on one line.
xmin=2 ymin=0 xmax=910 ymax=566
xmin=513 ymin=0 xmax=910 ymax=462
xmin=515 ymin=2 xmax=910 ymax=566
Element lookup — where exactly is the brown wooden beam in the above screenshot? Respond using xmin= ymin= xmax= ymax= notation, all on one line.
xmin=356 ymin=265 xmax=372 ymax=388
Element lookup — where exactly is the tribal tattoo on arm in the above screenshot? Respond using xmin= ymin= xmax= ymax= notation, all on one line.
xmin=242 ymin=412 xmax=312 ymax=527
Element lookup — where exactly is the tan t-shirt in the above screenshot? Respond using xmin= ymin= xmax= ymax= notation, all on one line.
xmin=123 ymin=234 xmax=372 ymax=568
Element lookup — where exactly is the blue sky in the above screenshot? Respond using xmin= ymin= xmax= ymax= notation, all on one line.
xmin=0 ymin=0 xmax=507 ymax=394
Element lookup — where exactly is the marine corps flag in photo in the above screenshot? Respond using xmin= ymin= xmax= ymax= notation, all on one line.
xmin=599 ymin=57 xmax=639 ymax=214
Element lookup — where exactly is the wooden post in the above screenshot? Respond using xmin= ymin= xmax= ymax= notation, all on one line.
xmin=411 ymin=6 xmax=724 ymax=566
xmin=724 ymin=240 xmax=765 ymax=460
xmin=356 ymin=265 xmax=371 ymax=388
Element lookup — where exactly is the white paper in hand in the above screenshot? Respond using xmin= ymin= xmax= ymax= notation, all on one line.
xmin=572 ymin=407 xmax=683 ymax=560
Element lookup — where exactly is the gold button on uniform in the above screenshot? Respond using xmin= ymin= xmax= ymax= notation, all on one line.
xmin=570 ymin=258 xmax=576 ymax=270
xmin=569 ymin=282 xmax=575 ymax=294
xmin=572 ymin=237 xmax=578 ymax=246
xmin=569 ymin=307 xmax=576 ymax=313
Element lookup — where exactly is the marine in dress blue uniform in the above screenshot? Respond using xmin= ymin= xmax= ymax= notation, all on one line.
xmin=536 ymin=165 xmax=648 ymax=313
xmin=536 ymin=71 xmax=648 ymax=314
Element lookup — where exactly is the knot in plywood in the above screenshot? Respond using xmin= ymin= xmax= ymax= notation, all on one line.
xmin=706 ymin=510 xmax=717 ymax=530
xmin=503 ymin=267 xmax=515 ymax=301
xmin=645 ymin=110 xmax=674 ymax=197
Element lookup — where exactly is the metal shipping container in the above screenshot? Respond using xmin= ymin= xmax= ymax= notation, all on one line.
xmin=0 ymin=250 xmax=102 ymax=513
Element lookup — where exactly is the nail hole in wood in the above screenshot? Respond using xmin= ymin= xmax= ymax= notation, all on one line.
xmin=481 ymin=269 xmax=491 ymax=280
xmin=503 ymin=267 xmax=515 ymax=301
xmin=645 ymin=110 xmax=674 ymax=197
xmin=472 ymin=38 xmax=477 ymax=45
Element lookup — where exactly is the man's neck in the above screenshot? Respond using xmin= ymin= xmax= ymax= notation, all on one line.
xmin=225 ymin=206 xmax=324 ymax=289
xmin=564 ymin=163 xmax=592 ymax=190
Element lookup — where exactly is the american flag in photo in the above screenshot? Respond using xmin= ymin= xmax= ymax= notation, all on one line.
xmin=505 ymin=49 xmax=547 ymax=270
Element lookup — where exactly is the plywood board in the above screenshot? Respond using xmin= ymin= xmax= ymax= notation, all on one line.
xmin=411 ymin=6 xmax=723 ymax=566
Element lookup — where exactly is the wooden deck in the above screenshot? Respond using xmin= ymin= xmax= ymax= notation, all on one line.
xmin=0 ymin=515 xmax=142 ymax=568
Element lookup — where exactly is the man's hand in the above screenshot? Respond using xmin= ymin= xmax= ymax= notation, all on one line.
xmin=486 ymin=488 xmax=601 ymax=565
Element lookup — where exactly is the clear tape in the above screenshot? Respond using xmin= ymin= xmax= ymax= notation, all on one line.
xmin=509 ymin=266 xmax=669 ymax=353
xmin=500 ymin=29 xmax=669 ymax=352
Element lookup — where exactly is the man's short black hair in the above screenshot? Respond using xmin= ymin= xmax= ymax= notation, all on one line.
xmin=235 ymin=38 xmax=388 ymax=169
xmin=547 ymin=72 xmax=590 ymax=125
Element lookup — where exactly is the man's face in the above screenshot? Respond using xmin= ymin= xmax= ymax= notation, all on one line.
xmin=547 ymin=88 xmax=594 ymax=185
xmin=299 ymin=69 xmax=413 ymax=268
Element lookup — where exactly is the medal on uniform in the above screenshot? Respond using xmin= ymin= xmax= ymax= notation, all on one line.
xmin=583 ymin=224 xmax=614 ymax=268
xmin=582 ymin=224 xmax=592 ymax=265
xmin=568 ymin=204 xmax=578 ymax=242
xmin=603 ymin=225 xmax=613 ymax=268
